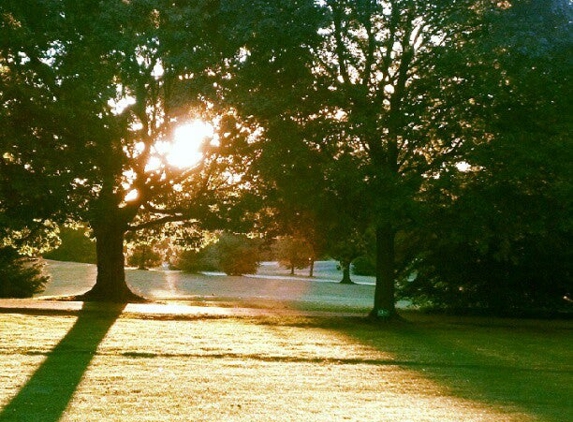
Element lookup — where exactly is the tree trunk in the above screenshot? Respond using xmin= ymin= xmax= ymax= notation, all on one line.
xmin=138 ymin=246 xmax=147 ymax=270
xmin=80 ymin=219 xmax=142 ymax=303
xmin=309 ymin=259 xmax=314 ymax=277
xmin=340 ymin=259 xmax=354 ymax=284
xmin=370 ymin=224 xmax=397 ymax=319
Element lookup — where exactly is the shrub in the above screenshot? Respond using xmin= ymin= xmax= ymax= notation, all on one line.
xmin=217 ymin=233 xmax=260 ymax=276
xmin=399 ymin=233 xmax=573 ymax=316
xmin=176 ymin=232 xmax=261 ymax=275
xmin=176 ymin=245 xmax=219 ymax=273
xmin=0 ymin=247 xmax=49 ymax=298
xmin=43 ymin=226 xmax=96 ymax=263
xmin=351 ymin=255 xmax=376 ymax=276
xmin=126 ymin=245 xmax=162 ymax=270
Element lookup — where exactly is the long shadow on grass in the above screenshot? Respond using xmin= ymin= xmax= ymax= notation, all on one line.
xmin=0 ymin=303 xmax=124 ymax=422
xmin=334 ymin=315 xmax=573 ymax=422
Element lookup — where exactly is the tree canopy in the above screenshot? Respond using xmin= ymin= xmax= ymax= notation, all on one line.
xmin=229 ymin=0 xmax=572 ymax=317
xmin=1 ymin=0 xmax=250 ymax=301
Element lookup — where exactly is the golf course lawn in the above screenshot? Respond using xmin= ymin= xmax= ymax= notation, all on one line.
xmin=0 ymin=307 xmax=571 ymax=422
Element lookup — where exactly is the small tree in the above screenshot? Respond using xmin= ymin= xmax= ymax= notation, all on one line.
xmin=273 ymin=236 xmax=313 ymax=276
xmin=0 ymin=247 xmax=49 ymax=298
xmin=216 ymin=233 xmax=261 ymax=276
xmin=176 ymin=247 xmax=219 ymax=273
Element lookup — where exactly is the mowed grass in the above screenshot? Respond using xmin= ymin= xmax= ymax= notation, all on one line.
xmin=0 ymin=307 xmax=571 ymax=422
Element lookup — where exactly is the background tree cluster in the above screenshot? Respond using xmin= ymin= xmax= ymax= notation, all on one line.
xmin=176 ymin=232 xmax=261 ymax=276
xmin=399 ymin=0 xmax=573 ymax=314
xmin=230 ymin=0 xmax=572 ymax=315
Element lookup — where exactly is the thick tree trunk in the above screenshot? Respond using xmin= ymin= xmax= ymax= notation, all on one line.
xmin=80 ymin=219 xmax=142 ymax=303
xmin=340 ymin=259 xmax=354 ymax=284
xmin=370 ymin=224 xmax=397 ymax=319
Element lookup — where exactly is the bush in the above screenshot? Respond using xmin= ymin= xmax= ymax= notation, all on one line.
xmin=217 ymin=233 xmax=261 ymax=276
xmin=126 ymin=245 xmax=162 ymax=270
xmin=176 ymin=232 xmax=261 ymax=275
xmin=175 ymin=247 xmax=219 ymax=273
xmin=0 ymin=247 xmax=49 ymax=298
xmin=351 ymin=255 xmax=376 ymax=276
xmin=43 ymin=226 xmax=96 ymax=264
xmin=399 ymin=233 xmax=573 ymax=316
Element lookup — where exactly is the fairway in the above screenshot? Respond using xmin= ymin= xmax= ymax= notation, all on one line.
xmin=40 ymin=260 xmax=380 ymax=312
xmin=1 ymin=262 xmax=572 ymax=421
xmin=0 ymin=305 xmax=572 ymax=422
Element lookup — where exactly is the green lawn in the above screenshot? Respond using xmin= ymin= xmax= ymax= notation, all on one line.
xmin=0 ymin=306 xmax=571 ymax=422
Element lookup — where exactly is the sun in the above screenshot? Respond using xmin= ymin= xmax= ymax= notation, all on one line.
xmin=166 ymin=120 xmax=214 ymax=168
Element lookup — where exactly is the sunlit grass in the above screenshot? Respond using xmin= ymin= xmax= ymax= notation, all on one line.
xmin=1 ymin=310 xmax=570 ymax=421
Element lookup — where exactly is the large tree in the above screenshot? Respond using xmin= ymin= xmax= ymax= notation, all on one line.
xmin=233 ymin=0 xmax=496 ymax=318
xmin=401 ymin=0 xmax=573 ymax=314
xmin=313 ymin=0 xmax=571 ymax=316
xmin=1 ymin=0 xmax=248 ymax=301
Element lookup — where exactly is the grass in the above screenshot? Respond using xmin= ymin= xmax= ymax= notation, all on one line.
xmin=41 ymin=260 xmax=379 ymax=313
xmin=0 ymin=306 xmax=571 ymax=422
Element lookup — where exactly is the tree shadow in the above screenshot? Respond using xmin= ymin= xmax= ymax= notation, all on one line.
xmin=0 ymin=303 xmax=124 ymax=422
xmin=332 ymin=315 xmax=573 ymax=422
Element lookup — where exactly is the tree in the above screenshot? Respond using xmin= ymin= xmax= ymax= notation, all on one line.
xmin=216 ymin=232 xmax=261 ymax=276
xmin=400 ymin=0 xmax=573 ymax=314
xmin=272 ymin=236 xmax=314 ymax=276
xmin=233 ymin=0 xmax=496 ymax=318
xmin=176 ymin=231 xmax=261 ymax=275
xmin=176 ymin=247 xmax=218 ymax=274
xmin=1 ymin=0 xmax=248 ymax=301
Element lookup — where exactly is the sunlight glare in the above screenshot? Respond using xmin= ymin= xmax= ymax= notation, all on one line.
xmin=167 ymin=121 xmax=214 ymax=168
xmin=124 ymin=189 xmax=139 ymax=202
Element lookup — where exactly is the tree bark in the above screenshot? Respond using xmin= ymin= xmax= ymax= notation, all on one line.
xmin=340 ymin=259 xmax=354 ymax=284
xmin=370 ymin=224 xmax=397 ymax=319
xmin=79 ymin=218 xmax=142 ymax=303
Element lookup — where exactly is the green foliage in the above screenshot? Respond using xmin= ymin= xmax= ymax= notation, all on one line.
xmin=402 ymin=135 xmax=573 ymax=314
xmin=272 ymin=236 xmax=313 ymax=274
xmin=124 ymin=229 xmax=178 ymax=270
xmin=177 ymin=232 xmax=261 ymax=275
xmin=0 ymin=247 xmax=49 ymax=298
xmin=2 ymin=0 xmax=571 ymax=310
xmin=176 ymin=247 xmax=219 ymax=273
xmin=398 ymin=0 xmax=573 ymax=315
xmin=0 ymin=0 xmax=253 ymax=300
xmin=216 ymin=233 xmax=261 ymax=276
xmin=43 ymin=227 xmax=96 ymax=264
xmin=126 ymin=245 xmax=162 ymax=270
xmin=351 ymin=255 xmax=376 ymax=277
xmin=402 ymin=235 xmax=572 ymax=315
